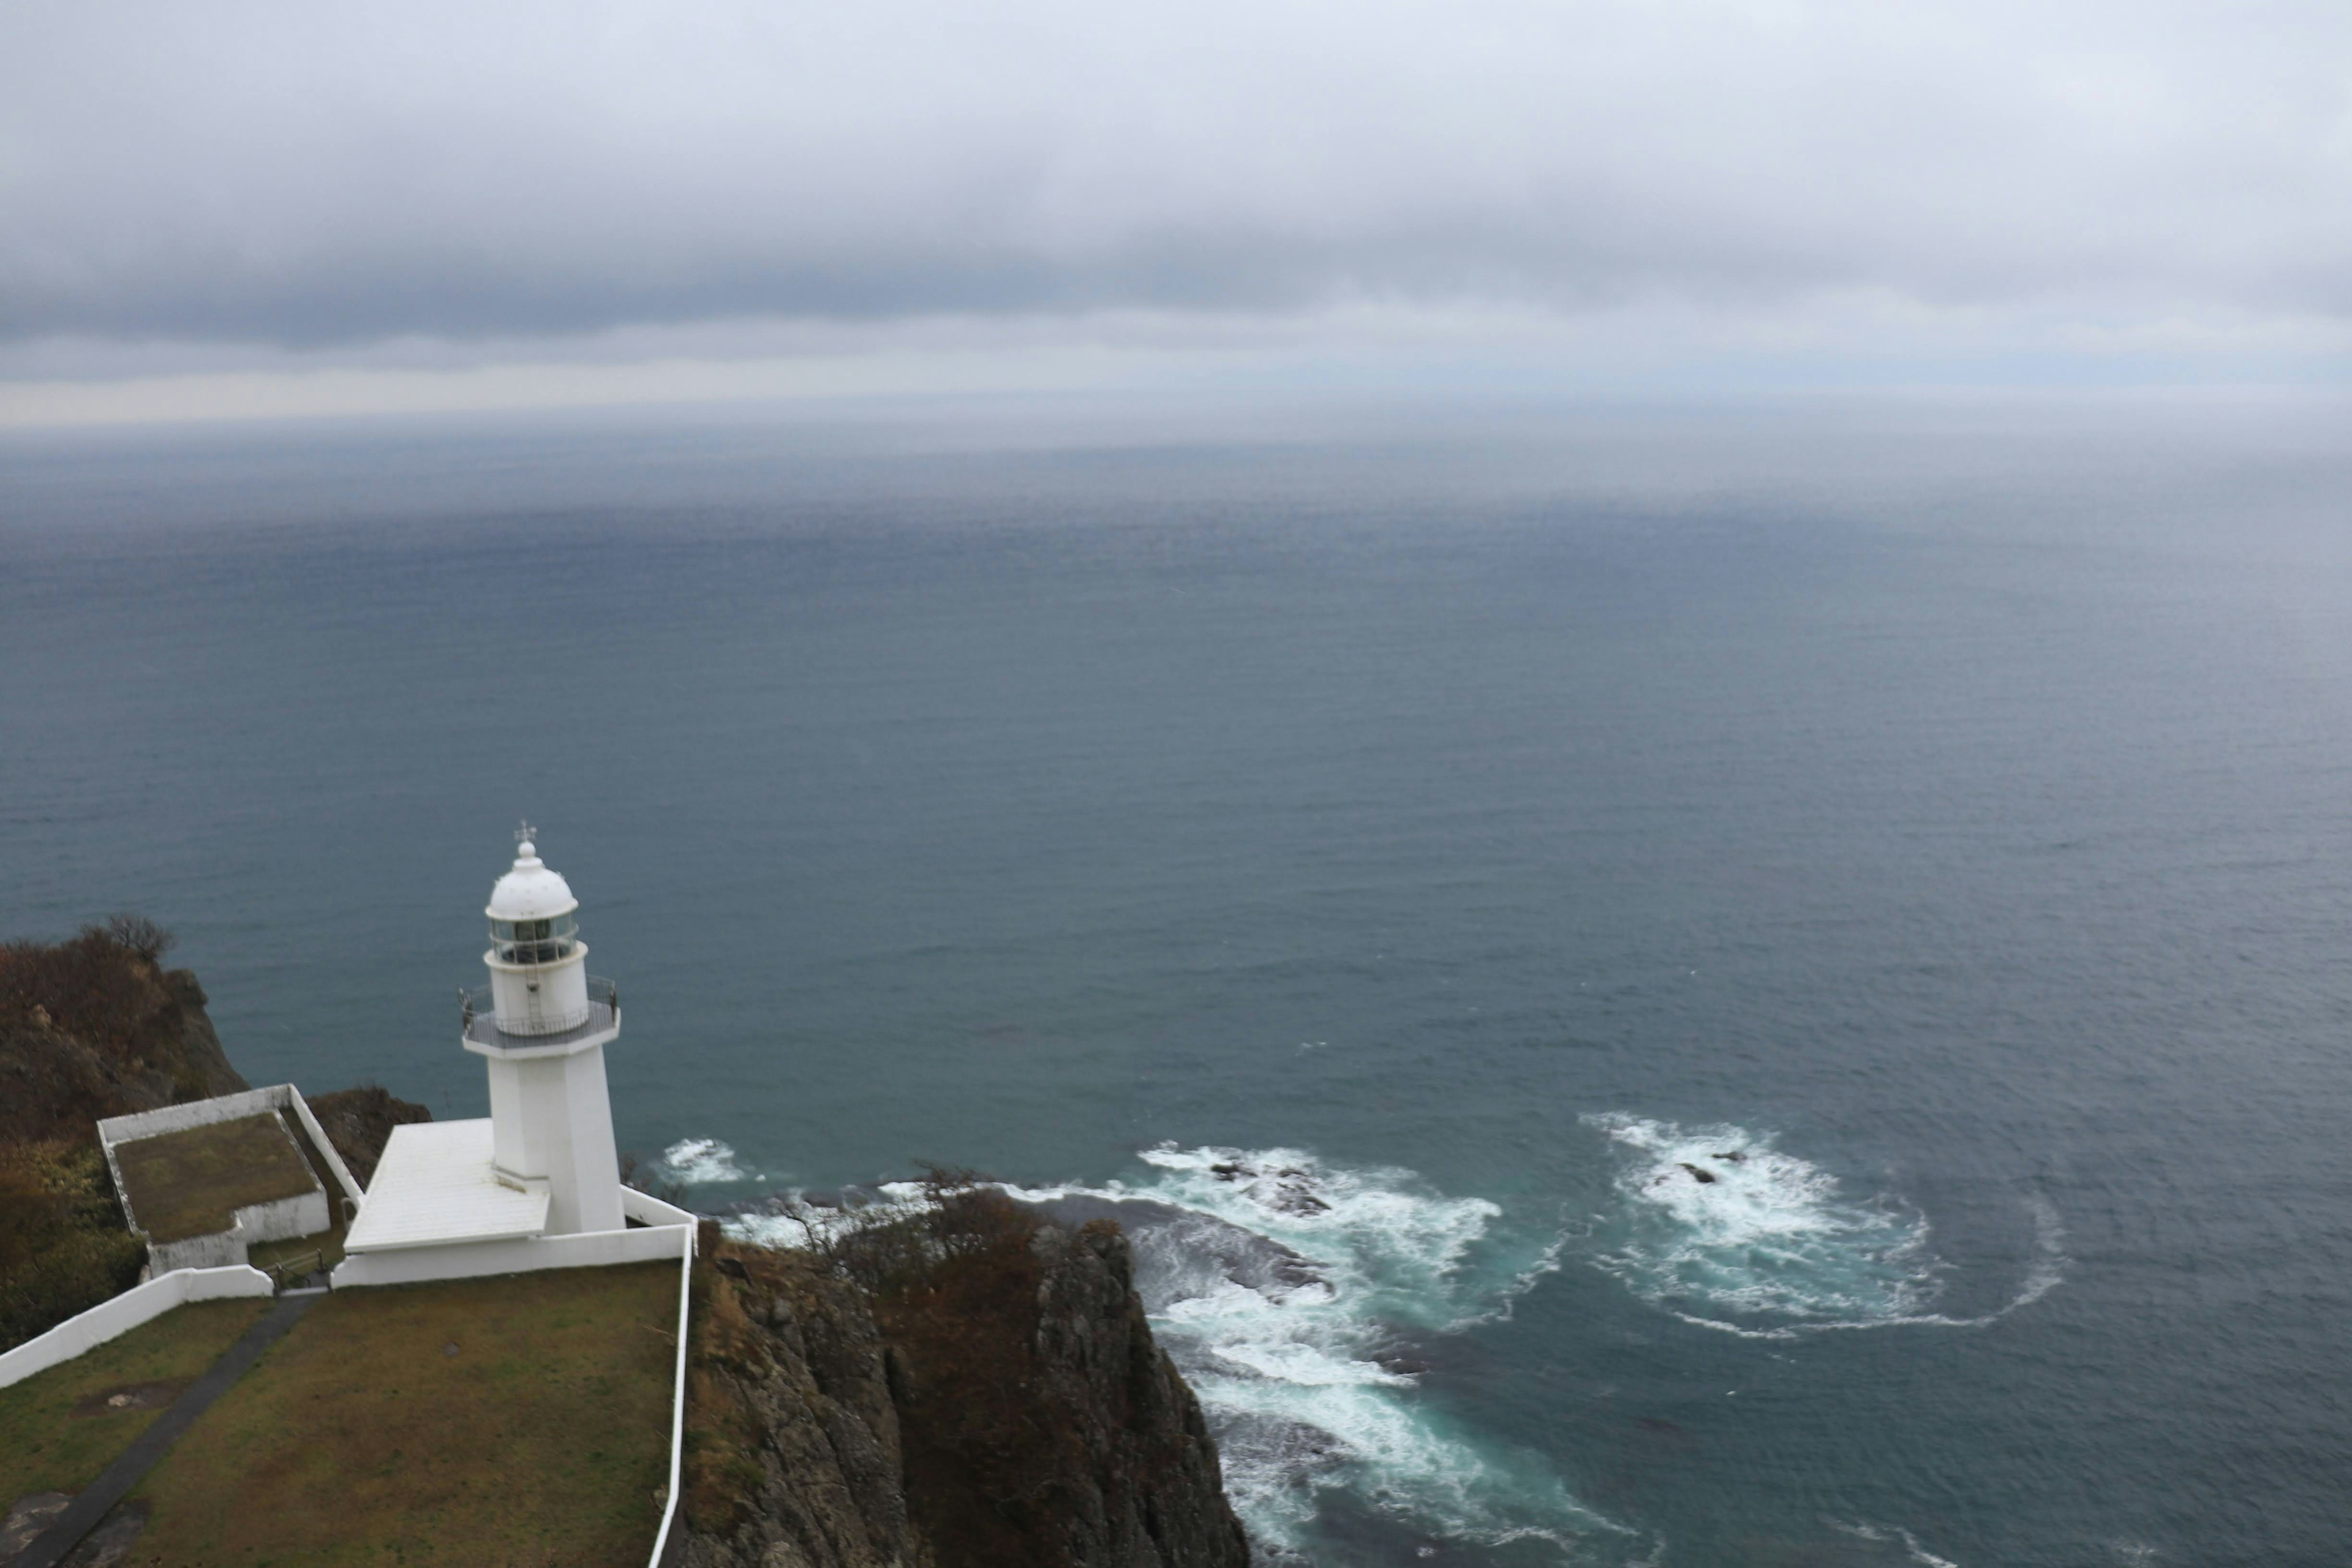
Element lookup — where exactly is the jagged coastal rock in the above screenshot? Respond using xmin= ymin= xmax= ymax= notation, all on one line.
xmin=3 ymin=922 xmax=1253 ymax=1562
xmin=684 ymin=1215 xmax=1250 ymax=1568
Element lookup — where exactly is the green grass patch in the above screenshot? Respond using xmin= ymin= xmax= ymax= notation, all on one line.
xmin=137 ymin=1262 xmax=678 ymax=1567
xmin=113 ymin=1114 xmax=319 ymax=1243
xmin=0 ymin=1296 xmax=274 ymax=1500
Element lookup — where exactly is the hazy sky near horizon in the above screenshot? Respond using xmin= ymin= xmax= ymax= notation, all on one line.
xmin=3 ymin=0 xmax=2348 ymax=421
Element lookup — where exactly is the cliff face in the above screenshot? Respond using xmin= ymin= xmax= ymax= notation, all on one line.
xmin=682 ymin=1213 xmax=1250 ymax=1568
xmin=0 ymin=930 xmax=250 ymax=1147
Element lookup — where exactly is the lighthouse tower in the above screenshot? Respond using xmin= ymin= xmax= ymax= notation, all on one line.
xmin=460 ymin=829 xmax=625 ymax=1235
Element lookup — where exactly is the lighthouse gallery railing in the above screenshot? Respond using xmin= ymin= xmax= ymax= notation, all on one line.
xmin=459 ymin=975 xmax=619 ymax=1049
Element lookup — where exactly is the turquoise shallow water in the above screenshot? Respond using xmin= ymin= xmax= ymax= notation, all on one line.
xmin=7 ymin=396 xmax=2352 ymax=1564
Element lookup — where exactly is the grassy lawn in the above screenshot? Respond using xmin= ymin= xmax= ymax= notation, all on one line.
xmin=137 ymin=1262 xmax=679 ymax=1567
xmin=0 ymin=1297 xmax=274 ymax=1501
xmin=114 ymin=1114 xmax=320 ymax=1243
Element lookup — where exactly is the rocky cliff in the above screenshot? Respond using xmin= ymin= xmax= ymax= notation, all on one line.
xmin=681 ymin=1194 xmax=1250 ymax=1568
xmin=0 ymin=922 xmax=432 ymax=1351
xmin=0 ymin=922 xmax=249 ymax=1146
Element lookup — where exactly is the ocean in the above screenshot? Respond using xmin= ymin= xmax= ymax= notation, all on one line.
xmin=6 ymin=393 xmax=2352 ymax=1565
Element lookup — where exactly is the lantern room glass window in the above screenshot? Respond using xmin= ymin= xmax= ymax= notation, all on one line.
xmin=491 ymin=913 xmax=578 ymax=965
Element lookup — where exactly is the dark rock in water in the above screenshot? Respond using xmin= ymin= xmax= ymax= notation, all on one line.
xmin=682 ymin=1213 xmax=1250 ymax=1568
xmin=1713 ymin=1152 xmax=1745 ymax=1163
xmin=1210 ymin=1162 xmax=1244 ymax=1180
xmin=1679 ymin=1163 xmax=1717 ymax=1185
xmin=1267 ymin=1186 xmax=1330 ymax=1215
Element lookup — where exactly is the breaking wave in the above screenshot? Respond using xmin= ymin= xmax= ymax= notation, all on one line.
xmin=1831 ymin=1519 xmax=1964 ymax=1567
xmin=661 ymin=1136 xmax=752 ymax=1185
xmin=733 ymin=1145 xmax=1634 ymax=1564
xmin=1582 ymin=1114 xmax=2064 ymax=1340
xmin=999 ymin=1147 xmax=1631 ymax=1564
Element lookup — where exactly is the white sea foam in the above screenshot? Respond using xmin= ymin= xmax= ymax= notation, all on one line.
xmin=1833 ymin=1519 xmax=1964 ymax=1567
xmin=998 ymin=1146 xmax=1632 ymax=1562
xmin=1583 ymin=1114 xmax=2065 ymax=1338
xmin=660 ymin=1136 xmax=752 ymax=1185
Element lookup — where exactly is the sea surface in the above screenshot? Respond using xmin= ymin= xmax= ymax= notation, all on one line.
xmin=7 ymin=393 xmax=2352 ymax=1566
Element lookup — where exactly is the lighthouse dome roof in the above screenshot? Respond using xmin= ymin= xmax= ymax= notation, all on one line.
xmin=486 ymin=839 xmax=579 ymax=921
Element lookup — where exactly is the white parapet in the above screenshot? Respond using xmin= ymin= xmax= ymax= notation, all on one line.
xmin=331 ymin=1220 xmax=693 ymax=1288
xmin=0 ymin=1265 xmax=274 ymax=1391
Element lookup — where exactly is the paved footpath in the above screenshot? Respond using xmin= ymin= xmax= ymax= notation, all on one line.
xmin=7 ymin=1289 xmax=322 ymax=1568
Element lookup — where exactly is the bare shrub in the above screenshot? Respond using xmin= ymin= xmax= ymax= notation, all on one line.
xmin=100 ymin=913 xmax=176 ymax=963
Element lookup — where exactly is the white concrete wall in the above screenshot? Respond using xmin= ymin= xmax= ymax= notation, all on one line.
xmin=151 ymin=1232 xmax=247 ymax=1273
xmin=0 ymin=1265 xmax=273 ymax=1391
xmin=328 ymin=1221 xmax=691 ymax=1288
xmin=95 ymin=1085 xmax=292 ymax=1145
xmin=282 ymin=1088 xmax=367 ymax=1210
xmin=254 ymin=1188 xmax=328 ymax=1244
xmin=620 ymin=1187 xmax=697 ymax=1227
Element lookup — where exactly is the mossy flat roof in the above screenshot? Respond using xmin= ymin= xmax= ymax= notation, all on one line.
xmin=134 ymin=1262 xmax=678 ymax=1567
xmin=113 ymin=1113 xmax=320 ymax=1243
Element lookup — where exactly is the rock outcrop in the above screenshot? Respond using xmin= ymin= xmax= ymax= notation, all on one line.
xmin=304 ymin=1085 xmax=432 ymax=1187
xmin=681 ymin=1207 xmax=1250 ymax=1568
xmin=0 ymin=925 xmax=248 ymax=1146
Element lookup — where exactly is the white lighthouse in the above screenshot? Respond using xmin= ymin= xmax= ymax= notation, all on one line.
xmin=459 ymin=829 xmax=625 ymax=1235
xmin=338 ymin=829 xmax=690 ymax=1284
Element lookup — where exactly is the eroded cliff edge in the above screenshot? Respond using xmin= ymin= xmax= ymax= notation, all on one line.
xmin=682 ymin=1193 xmax=1251 ymax=1568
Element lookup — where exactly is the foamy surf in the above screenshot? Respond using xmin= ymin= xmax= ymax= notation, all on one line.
xmin=1581 ymin=1114 xmax=2064 ymax=1339
xmin=660 ymin=1136 xmax=753 ymax=1185
xmin=734 ymin=1145 xmax=1636 ymax=1563
xmin=1001 ymin=1146 xmax=1649 ymax=1563
xmin=1831 ymin=1519 xmax=1964 ymax=1567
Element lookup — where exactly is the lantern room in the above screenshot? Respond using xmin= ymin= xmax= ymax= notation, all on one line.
xmin=483 ymin=830 xmax=592 ymax=1036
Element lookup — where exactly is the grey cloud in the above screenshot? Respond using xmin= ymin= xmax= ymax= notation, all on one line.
xmin=2 ymin=0 xmax=2348 ymax=353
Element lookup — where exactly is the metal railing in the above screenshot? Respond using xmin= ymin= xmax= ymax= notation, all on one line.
xmin=459 ymin=976 xmax=620 ymax=1049
xmin=265 ymin=1249 xmax=325 ymax=1291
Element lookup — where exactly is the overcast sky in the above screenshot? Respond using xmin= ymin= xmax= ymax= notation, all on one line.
xmin=2 ymin=0 xmax=2347 ymax=421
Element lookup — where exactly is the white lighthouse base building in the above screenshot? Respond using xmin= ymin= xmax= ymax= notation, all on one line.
xmin=334 ymin=834 xmax=693 ymax=1287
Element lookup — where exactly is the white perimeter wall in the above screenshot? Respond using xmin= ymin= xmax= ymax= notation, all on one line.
xmin=330 ymin=1220 xmax=691 ymax=1288
xmin=0 ymin=1265 xmax=273 ymax=1391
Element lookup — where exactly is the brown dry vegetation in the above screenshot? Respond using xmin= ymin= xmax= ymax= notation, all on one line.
xmin=133 ymin=1263 xmax=679 ymax=1567
xmin=0 ymin=1139 xmax=145 ymax=1353
xmin=0 ymin=921 xmax=247 ymax=1145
